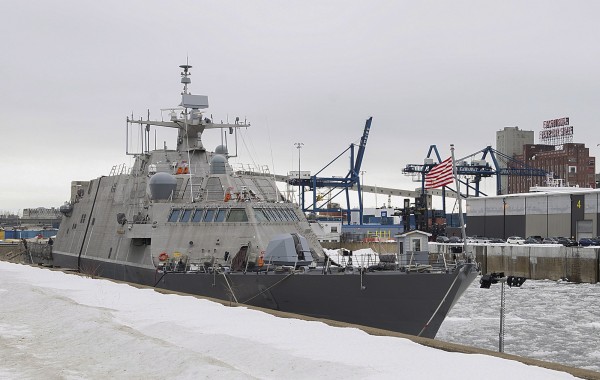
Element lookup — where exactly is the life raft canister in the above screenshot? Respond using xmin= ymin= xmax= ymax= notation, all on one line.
xmin=224 ymin=186 xmax=233 ymax=202
xmin=257 ymin=251 xmax=265 ymax=267
xmin=158 ymin=252 xmax=169 ymax=261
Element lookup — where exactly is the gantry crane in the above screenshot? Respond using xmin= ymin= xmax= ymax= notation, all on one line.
xmin=287 ymin=117 xmax=372 ymax=224
xmin=402 ymin=145 xmax=548 ymax=217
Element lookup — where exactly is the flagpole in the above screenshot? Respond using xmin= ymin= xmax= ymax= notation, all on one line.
xmin=450 ymin=144 xmax=470 ymax=261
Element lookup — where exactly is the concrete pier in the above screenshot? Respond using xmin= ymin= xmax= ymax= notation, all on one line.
xmin=430 ymin=243 xmax=600 ymax=283
xmin=323 ymin=241 xmax=600 ymax=283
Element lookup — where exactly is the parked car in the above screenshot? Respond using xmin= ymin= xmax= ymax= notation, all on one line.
xmin=556 ymin=237 xmax=578 ymax=247
xmin=542 ymin=237 xmax=559 ymax=244
xmin=578 ymin=238 xmax=594 ymax=247
xmin=448 ymin=236 xmax=462 ymax=243
xmin=489 ymin=237 xmax=505 ymax=243
xmin=524 ymin=237 xmax=542 ymax=244
xmin=589 ymin=237 xmax=600 ymax=246
xmin=436 ymin=235 xmax=450 ymax=243
xmin=507 ymin=236 xmax=525 ymax=244
xmin=526 ymin=236 xmax=543 ymax=244
xmin=468 ymin=236 xmax=490 ymax=244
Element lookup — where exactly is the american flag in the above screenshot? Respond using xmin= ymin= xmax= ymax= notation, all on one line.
xmin=425 ymin=157 xmax=454 ymax=189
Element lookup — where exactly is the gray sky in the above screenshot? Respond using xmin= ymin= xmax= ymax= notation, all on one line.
xmin=2 ymin=1 xmax=599 ymax=213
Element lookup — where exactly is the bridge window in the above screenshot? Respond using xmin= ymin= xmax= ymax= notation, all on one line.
xmin=280 ymin=209 xmax=291 ymax=220
xmin=192 ymin=209 xmax=204 ymax=222
xmin=266 ymin=209 xmax=281 ymax=221
xmin=180 ymin=209 xmax=193 ymax=222
xmin=226 ymin=209 xmax=248 ymax=222
xmin=168 ymin=209 xmax=181 ymax=222
xmin=215 ymin=209 xmax=227 ymax=222
xmin=291 ymin=209 xmax=301 ymax=221
xmin=203 ymin=209 xmax=216 ymax=222
xmin=284 ymin=208 xmax=299 ymax=221
xmin=254 ymin=208 xmax=270 ymax=222
xmin=276 ymin=209 xmax=290 ymax=221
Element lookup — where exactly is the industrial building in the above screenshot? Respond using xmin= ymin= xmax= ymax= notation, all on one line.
xmin=510 ymin=143 xmax=596 ymax=193
xmin=494 ymin=118 xmax=595 ymax=195
xmin=466 ymin=188 xmax=600 ymax=240
xmin=21 ymin=207 xmax=63 ymax=228
xmin=496 ymin=126 xmax=534 ymax=194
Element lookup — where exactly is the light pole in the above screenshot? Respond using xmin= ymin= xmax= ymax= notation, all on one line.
xmin=360 ymin=170 xmax=366 ymax=202
xmin=294 ymin=142 xmax=304 ymax=208
xmin=480 ymin=272 xmax=526 ymax=353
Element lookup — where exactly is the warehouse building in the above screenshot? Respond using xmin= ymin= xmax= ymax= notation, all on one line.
xmin=466 ymin=189 xmax=600 ymax=240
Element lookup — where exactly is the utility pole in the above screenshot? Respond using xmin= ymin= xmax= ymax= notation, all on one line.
xmin=294 ymin=142 xmax=304 ymax=208
xmin=360 ymin=170 xmax=366 ymax=209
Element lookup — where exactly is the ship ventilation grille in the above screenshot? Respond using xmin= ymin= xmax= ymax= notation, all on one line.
xmin=205 ymin=177 xmax=224 ymax=201
xmin=252 ymin=177 xmax=279 ymax=201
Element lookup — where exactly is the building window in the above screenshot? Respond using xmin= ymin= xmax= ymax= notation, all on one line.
xmin=412 ymin=238 xmax=421 ymax=252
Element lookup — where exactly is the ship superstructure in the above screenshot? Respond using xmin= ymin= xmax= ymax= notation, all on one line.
xmin=53 ymin=64 xmax=478 ymax=338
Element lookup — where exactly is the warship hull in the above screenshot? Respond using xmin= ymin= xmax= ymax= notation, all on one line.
xmin=50 ymin=64 xmax=478 ymax=340
xmin=52 ymin=250 xmax=476 ymax=338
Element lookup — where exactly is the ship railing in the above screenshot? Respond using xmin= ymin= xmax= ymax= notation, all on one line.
xmin=432 ymin=251 xmax=474 ymax=273
xmin=424 ymin=251 xmax=449 ymax=272
xmin=109 ymin=163 xmax=128 ymax=177
xmin=262 ymin=255 xmax=306 ymax=274
xmin=159 ymin=254 xmax=190 ymax=273
xmin=337 ymin=252 xmax=378 ymax=269
xmin=401 ymin=251 xmax=435 ymax=273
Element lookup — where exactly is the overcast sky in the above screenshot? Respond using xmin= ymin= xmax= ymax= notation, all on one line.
xmin=2 ymin=1 xmax=599 ymax=214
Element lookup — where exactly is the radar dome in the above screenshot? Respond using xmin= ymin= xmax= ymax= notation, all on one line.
xmin=215 ymin=145 xmax=228 ymax=155
xmin=210 ymin=155 xmax=227 ymax=174
xmin=148 ymin=172 xmax=177 ymax=200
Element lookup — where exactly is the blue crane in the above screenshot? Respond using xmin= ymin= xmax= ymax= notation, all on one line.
xmin=288 ymin=117 xmax=372 ymax=224
xmin=402 ymin=145 xmax=548 ymax=218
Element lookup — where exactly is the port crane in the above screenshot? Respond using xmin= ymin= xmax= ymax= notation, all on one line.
xmin=287 ymin=117 xmax=372 ymax=224
xmin=402 ymin=144 xmax=548 ymax=216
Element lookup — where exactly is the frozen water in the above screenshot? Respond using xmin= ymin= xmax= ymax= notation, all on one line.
xmin=437 ymin=276 xmax=600 ymax=372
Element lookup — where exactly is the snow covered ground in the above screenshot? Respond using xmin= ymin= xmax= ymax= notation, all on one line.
xmin=0 ymin=261 xmax=588 ymax=379
xmin=437 ymin=277 xmax=600 ymax=373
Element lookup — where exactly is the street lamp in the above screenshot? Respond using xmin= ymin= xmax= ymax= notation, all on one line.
xmin=480 ymin=272 xmax=527 ymax=353
xmin=294 ymin=142 xmax=304 ymax=208
xmin=360 ymin=170 xmax=366 ymax=205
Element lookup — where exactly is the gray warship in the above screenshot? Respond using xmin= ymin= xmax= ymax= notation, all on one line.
xmin=53 ymin=64 xmax=478 ymax=338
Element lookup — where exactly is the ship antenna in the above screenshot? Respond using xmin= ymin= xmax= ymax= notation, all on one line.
xmin=179 ymin=63 xmax=194 ymax=202
xmin=180 ymin=63 xmax=192 ymax=94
